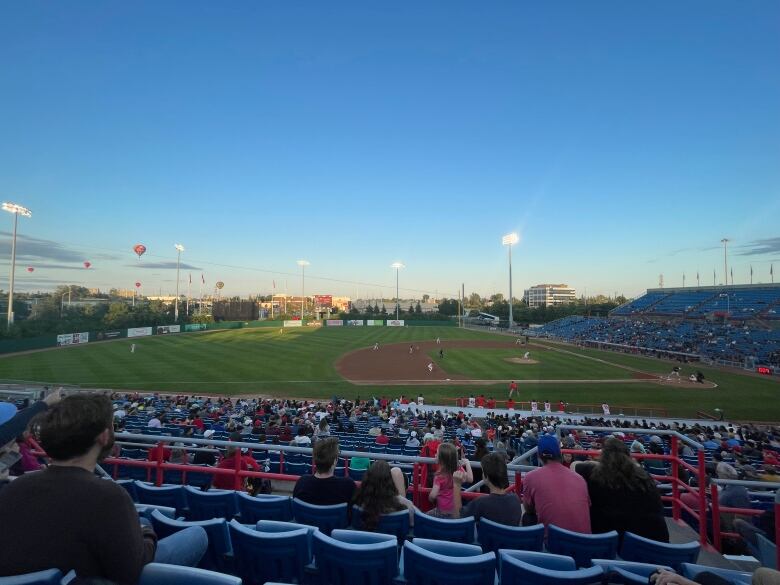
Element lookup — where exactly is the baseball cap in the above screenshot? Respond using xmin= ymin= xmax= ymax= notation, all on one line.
xmin=0 ymin=402 xmax=18 ymax=426
xmin=537 ymin=434 xmax=561 ymax=459
xmin=410 ymin=431 xmax=417 ymax=438
xmin=203 ymin=429 xmax=215 ymax=439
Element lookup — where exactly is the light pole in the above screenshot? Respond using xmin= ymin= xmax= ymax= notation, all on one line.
xmin=502 ymin=232 xmax=519 ymax=330
xmin=297 ymin=260 xmax=309 ymax=321
xmin=174 ymin=244 xmax=184 ymax=321
xmin=2 ymin=202 xmax=32 ymax=327
xmin=721 ymin=238 xmax=729 ymax=286
xmin=391 ymin=262 xmax=404 ymax=320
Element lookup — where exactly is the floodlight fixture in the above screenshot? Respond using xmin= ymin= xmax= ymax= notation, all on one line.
xmin=174 ymin=243 xmax=185 ymax=252
xmin=2 ymin=202 xmax=32 ymax=217
xmin=502 ymin=232 xmax=519 ymax=246
xmin=3 ymin=201 xmax=32 ymax=326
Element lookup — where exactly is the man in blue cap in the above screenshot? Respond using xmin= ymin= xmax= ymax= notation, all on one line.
xmin=522 ymin=433 xmax=591 ymax=533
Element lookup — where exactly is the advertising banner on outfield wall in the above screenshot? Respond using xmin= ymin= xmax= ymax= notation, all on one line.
xmin=57 ymin=332 xmax=89 ymax=346
xmin=366 ymin=320 xmax=384 ymax=326
xmin=127 ymin=327 xmax=153 ymax=338
xmin=96 ymin=330 xmax=122 ymax=340
xmin=156 ymin=325 xmax=181 ymax=335
xmin=185 ymin=324 xmax=207 ymax=332
xmin=386 ymin=320 xmax=405 ymax=327
xmin=314 ymin=295 xmax=333 ymax=307
xmin=346 ymin=320 xmax=363 ymax=326
xmin=326 ymin=319 xmax=343 ymax=326
xmin=283 ymin=320 xmax=303 ymax=328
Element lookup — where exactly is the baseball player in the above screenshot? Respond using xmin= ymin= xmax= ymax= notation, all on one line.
xmin=508 ymin=380 xmax=518 ymax=398
xmin=427 ymin=362 xmax=434 ymax=373
xmin=373 ymin=342 xmax=379 ymax=351
xmin=130 ymin=344 xmax=136 ymax=353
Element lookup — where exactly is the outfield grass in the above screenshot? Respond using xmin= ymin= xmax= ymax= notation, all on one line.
xmin=0 ymin=326 xmax=777 ymax=421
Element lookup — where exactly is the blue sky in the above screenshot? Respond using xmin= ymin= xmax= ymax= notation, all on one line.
xmin=1 ymin=1 xmax=778 ymax=300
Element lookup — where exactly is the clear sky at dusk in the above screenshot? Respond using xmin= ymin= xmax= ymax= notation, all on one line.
xmin=1 ymin=1 xmax=778 ymax=301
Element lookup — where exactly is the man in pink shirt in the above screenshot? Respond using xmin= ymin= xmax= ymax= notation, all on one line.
xmin=522 ymin=434 xmax=591 ymax=533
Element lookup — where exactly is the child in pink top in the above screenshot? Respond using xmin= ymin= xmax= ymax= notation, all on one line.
xmin=428 ymin=442 xmax=473 ymax=518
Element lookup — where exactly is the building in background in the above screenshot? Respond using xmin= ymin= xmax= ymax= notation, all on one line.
xmin=523 ymin=284 xmax=577 ymax=308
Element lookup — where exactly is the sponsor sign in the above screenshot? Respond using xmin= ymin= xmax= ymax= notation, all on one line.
xmin=156 ymin=325 xmax=181 ymax=335
xmin=326 ymin=319 xmax=343 ymax=327
xmin=127 ymin=326 xmax=153 ymax=338
xmin=103 ymin=330 xmax=122 ymax=339
xmin=386 ymin=320 xmax=405 ymax=327
xmin=347 ymin=320 xmax=364 ymax=326
xmin=185 ymin=323 xmax=207 ymax=332
xmin=56 ymin=332 xmax=89 ymax=346
xmin=306 ymin=321 xmax=323 ymax=327
xmin=757 ymin=366 xmax=772 ymax=375
xmin=314 ymin=295 xmax=332 ymax=307
xmin=366 ymin=320 xmax=384 ymax=326
xmin=283 ymin=320 xmax=303 ymax=328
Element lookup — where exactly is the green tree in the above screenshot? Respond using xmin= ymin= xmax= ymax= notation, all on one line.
xmin=365 ymin=303 xmax=374 ymax=315
xmin=373 ymin=303 xmax=380 ymax=313
xmin=438 ymin=298 xmax=459 ymax=316
xmin=415 ymin=301 xmax=422 ymax=314
xmin=407 ymin=304 xmax=415 ymax=315
xmin=468 ymin=292 xmax=482 ymax=308
xmin=104 ymin=302 xmax=132 ymax=329
xmin=422 ymin=294 xmax=430 ymax=303
xmin=380 ymin=304 xmax=387 ymax=315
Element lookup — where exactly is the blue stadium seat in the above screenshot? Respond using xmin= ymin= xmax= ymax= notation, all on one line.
xmin=591 ymin=559 xmax=673 ymax=585
xmin=149 ymin=510 xmax=232 ymax=572
xmin=619 ymin=532 xmax=700 ymax=571
xmin=412 ymin=510 xmax=475 ymax=544
xmin=135 ymin=482 xmax=188 ymax=515
xmin=236 ymin=493 xmax=293 ymax=524
xmin=135 ymin=503 xmax=177 ymax=520
xmin=476 ymin=519 xmax=544 ymax=554
xmin=184 ymin=487 xmax=237 ymax=521
xmin=311 ymin=529 xmax=398 ymax=585
xmin=185 ymin=465 xmax=215 ymax=490
xmin=256 ymin=520 xmax=318 ymax=563
xmin=546 ymin=525 xmax=618 ymax=567
xmin=228 ymin=519 xmax=309 ymax=585
xmin=499 ymin=550 xmax=604 ymax=585
xmin=0 ymin=569 xmax=62 ymax=585
xmin=116 ymin=478 xmax=138 ymax=501
xmin=756 ymin=533 xmax=777 ymax=570
xmin=681 ymin=563 xmax=752 ymax=585
xmin=139 ymin=563 xmax=240 ymax=585
xmin=401 ymin=538 xmax=496 ymax=585
xmin=347 ymin=467 xmax=366 ymax=481
xmin=292 ymin=498 xmax=349 ymax=536
xmin=352 ymin=506 xmax=410 ymax=543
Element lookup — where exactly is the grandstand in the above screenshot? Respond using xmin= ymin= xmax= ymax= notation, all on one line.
xmin=532 ymin=285 xmax=780 ymax=370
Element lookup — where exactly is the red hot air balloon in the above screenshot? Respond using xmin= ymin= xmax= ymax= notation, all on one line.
xmin=27 ymin=267 xmax=34 ymax=273
xmin=83 ymin=261 xmax=91 ymax=269
xmin=135 ymin=282 xmax=141 ymax=288
xmin=133 ymin=244 xmax=147 ymax=258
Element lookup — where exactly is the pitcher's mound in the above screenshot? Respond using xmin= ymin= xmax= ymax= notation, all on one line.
xmin=504 ymin=357 xmax=539 ymax=365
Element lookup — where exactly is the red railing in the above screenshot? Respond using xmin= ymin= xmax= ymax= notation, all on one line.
xmin=443 ymin=398 xmax=668 ymax=418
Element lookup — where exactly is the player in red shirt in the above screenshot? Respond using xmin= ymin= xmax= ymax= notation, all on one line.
xmin=475 ymin=395 xmax=486 ymax=408
xmin=508 ymin=380 xmax=518 ymax=398
xmin=506 ymin=398 xmax=516 ymax=411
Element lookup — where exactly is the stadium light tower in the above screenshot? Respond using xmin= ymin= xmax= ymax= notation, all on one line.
xmin=502 ymin=232 xmax=519 ymax=330
xmin=174 ymin=244 xmax=185 ymax=321
xmin=721 ymin=238 xmax=729 ymax=286
xmin=297 ymin=260 xmax=310 ymax=321
xmin=2 ymin=202 xmax=32 ymax=327
xmin=391 ymin=262 xmax=405 ymax=320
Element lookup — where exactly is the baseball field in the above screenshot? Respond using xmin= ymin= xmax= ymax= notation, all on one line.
xmin=0 ymin=325 xmax=777 ymax=421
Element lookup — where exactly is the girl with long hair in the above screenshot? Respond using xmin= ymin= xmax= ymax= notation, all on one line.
xmin=353 ymin=460 xmax=414 ymax=531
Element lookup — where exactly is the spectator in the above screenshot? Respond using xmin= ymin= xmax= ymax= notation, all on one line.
xmin=405 ymin=431 xmax=420 ymax=448
xmin=293 ymin=437 xmax=356 ymax=505
xmin=192 ymin=430 xmax=218 ymax=466
xmin=213 ymin=435 xmax=261 ymax=490
xmin=12 ymin=430 xmax=45 ymax=474
xmin=292 ymin=426 xmax=312 ymax=447
xmin=0 ymin=394 xmax=207 ymax=584
xmin=575 ymin=436 xmax=669 ymax=543
xmin=375 ymin=428 xmax=390 ymax=446
xmin=353 ymin=460 xmax=416 ymax=530
xmin=461 ymin=453 xmax=523 ymax=525
xmin=314 ymin=417 xmax=330 ymax=441
xmin=715 ymin=462 xmax=751 ymax=533
xmin=469 ymin=438 xmax=490 ymax=491
xmin=522 ymin=434 xmax=591 ymax=533
xmin=428 ymin=442 xmax=473 ymax=518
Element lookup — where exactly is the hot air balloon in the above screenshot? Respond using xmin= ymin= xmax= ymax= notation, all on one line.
xmin=135 ymin=282 xmax=141 ymax=288
xmin=133 ymin=244 xmax=147 ymax=259
xmin=26 ymin=267 xmax=34 ymax=273
xmin=216 ymin=281 xmax=224 ymax=289
xmin=83 ymin=261 xmax=91 ymax=269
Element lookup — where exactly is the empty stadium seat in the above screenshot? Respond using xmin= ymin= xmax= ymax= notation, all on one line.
xmin=681 ymin=563 xmax=752 ymax=585
xmin=228 ymin=519 xmax=309 ymax=585
xmin=135 ymin=482 xmax=188 ymax=515
xmin=116 ymin=478 xmax=138 ymax=501
xmin=412 ymin=510 xmax=475 ymax=544
xmin=756 ymin=533 xmax=777 ymax=570
xmin=139 ymin=563 xmax=240 ymax=585
xmin=546 ymin=525 xmax=618 ymax=568
xmin=498 ymin=550 xmax=604 ymax=585
xmin=476 ymin=519 xmax=544 ymax=554
xmin=352 ymin=506 xmax=410 ymax=543
xmin=0 ymin=569 xmax=62 ymax=585
xmin=619 ymin=532 xmax=700 ymax=571
xmin=291 ymin=498 xmax=349 ymax=536
xmin=184 ymin=487 xmax=238 ymax=521
xmin=400 ymin=538 xmax=496 ymax=585
xmin=311 ymin=529 xmax=398 ymax=585
xmin=236 ymin=493 xmax=293 ymax=524
xmin=135 ymin=503 xmax=177 ymax=520
xmin=149 ymin=509 xmax=232 ymax=572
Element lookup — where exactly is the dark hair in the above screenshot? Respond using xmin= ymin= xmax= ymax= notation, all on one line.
xmin=353 ymin=460 xmax=405 ymax=530
xmin=591 ymin=437 xmax=656 ymax=494
xmin=35 ymin=394 xmax=113 ymax=460
xmin=473 ymin=438 xmax=489 ymax=461
xmin=313 ymin=437 xmax=339 ymax=473
xmin=481 ymin=452 xmax=509 ymax=489
xmin=436 ymin=442 xmax=459 ymax=476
